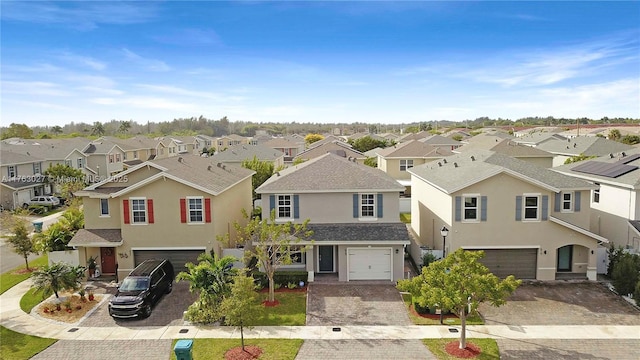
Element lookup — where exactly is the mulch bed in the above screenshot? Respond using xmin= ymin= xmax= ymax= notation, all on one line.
xmin=262 ymin=300 xmax=280 ymax=307
xmin=259 ymin=287 xmax=307 ymax=293
xmin=225 ymin=345 xmax=263 ymax=360
xmin=410 ymin=305 xmax=458 ymax=321
xmin=445 ymin=341 xmax=481 ymax=358
xmin=13 ymin=267 xmax=38 ymax=275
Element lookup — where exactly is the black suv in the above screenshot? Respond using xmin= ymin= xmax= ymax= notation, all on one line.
xmin=108 ymin=259 xmax=174 ymax=319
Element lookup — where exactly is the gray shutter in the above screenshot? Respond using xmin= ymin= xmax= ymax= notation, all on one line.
xmin=554 ymin=193 xmax=561 ymax=212
xmin=480 ymin=196 xmax=487 ymax=221
xmin=353 ymin=194 xmax=359 ymax=218
xmin=293 ymin=195 xmax=299 ymax=219
xmin=269 ymin=195 xmax=275 ymax=213
xmin=574 ymin=192 xmax=581 ymax=212
xmin=377 ymin=193 xmax=383 ymax=218
xmin=455 ymin=196 xmax=462 ymax=222
xmin=542 ymin=195 xmax=549 ymax=220
xmin=515 ymin=196 xmax=522 ymax=221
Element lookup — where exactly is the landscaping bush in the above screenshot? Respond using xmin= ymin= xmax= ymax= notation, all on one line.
xmin=611 ymin=253 xmax=640 ymax=296
xmin=634 ymin=281 xmax=640 ymax=307
xmin=422 ymin=252 xmax=437 ymax=268
xmin=413 ymin=299 xmax=430 ymax=314
xmin=253 ymin=271 xmax=308 ymax=288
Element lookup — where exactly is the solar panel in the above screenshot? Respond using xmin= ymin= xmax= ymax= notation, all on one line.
xmin=619 ymin=153 xmax=640 ymax=164
xmin=572 ymin=161 xmax=638 ymax=178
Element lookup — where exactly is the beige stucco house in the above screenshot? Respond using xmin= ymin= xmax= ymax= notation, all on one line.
xmin=256 ymin=153 xmax=410 ymax=282
xmin=71 ymin=154 xmax=255 ymax=280
xmin=409 ymin=150 xmax=607 ymax=281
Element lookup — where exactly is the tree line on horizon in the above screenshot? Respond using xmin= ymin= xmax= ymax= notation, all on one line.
xmin=2 ymin=115 xmax=639 ymax=141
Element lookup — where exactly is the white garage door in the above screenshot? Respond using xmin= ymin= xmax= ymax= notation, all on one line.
xmin=348 ymin=248 xmax=392 ymax=281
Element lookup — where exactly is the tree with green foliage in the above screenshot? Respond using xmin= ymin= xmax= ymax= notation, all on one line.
xmin=241 ymin=156 xmax=275 ymax=199
xmin=233 ymin=209 xmax=313 ymax=303
xmin=44 ymin=164 xmax=86 ymax=202
xmin=177 ymin=252 xmax=238 ymax=324
xmin=51 ymin=126 xmax=63 ymax=135
xmin=1 ymin=123 xmax=34 ymax=139
xmin=304 ymin=133 xmax=324 ymax=145
xmin=608 ymin=129 xmax=621 ymax=141
xmin=31 ymin=262 xmax=85 ymax=299
xmin=397 ymin=249 xmax=521 ymax=349
xmin=118 ymin=121 xmax=132 ymax=134
xmin=32 ymin=208 xmax=84 ymax=253
xmin=5 ymin=219 xmax=38 ymax=270
xmin=564 ymin=153 xmax=598 ymax=164
xmin=90 ymin=121 xmax=105 ymax=136
xmin=611 ymin=253 xmax=640 ymax=296
xmin=363 ymin=157 xmax=377 ymax=168
xmin=634 ymin=281 xmax=640 ymax=307
xmin=292 ymin=157 xmax=306 ymax=166
xmin=348 ymin=136 xmax=388 ymax=153
xmin=219 ymin=272 xmax=261 ymax=351
xmin=621 ymin=135 xmax=640 ymax=145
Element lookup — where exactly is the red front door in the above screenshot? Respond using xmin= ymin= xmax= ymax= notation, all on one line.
xmin=100 ymin=247 xmax=116 ymax=274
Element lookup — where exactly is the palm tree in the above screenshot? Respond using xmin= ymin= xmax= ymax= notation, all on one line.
xmin=31 ymin=262 xmax=84 ymax=298
xmin=177 ymin=252 xmax=237 ymax=297
xmin=118 ymin=121 xmax=131 ymax=134
xmin=91 ymin=122 xmax=105 ymax=136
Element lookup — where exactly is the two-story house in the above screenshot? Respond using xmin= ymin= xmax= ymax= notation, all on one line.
xmin=552 ymin=149 xmax=640 ymax=254
xmin=409 ymin=150 xmax=607 ymax=281
xmin=82 ymin=138 xmax=126 ymax=179
xmin=71 ymin=154 xmax=255 ymax=280
xmin=209 ymin=144 xmax=285 ymax=169
xmin=256 ymin=153 xmax=409 ymax=282
xmin=293 ymin=140 xmax=366 ymax=164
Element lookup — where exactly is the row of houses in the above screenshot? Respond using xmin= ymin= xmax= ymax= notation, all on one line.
xmin=2 ymin=127 xmax=639 ymax=284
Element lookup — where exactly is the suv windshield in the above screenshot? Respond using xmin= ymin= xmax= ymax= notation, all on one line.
xmin=119 ymin=277 xmax=149 ymax=291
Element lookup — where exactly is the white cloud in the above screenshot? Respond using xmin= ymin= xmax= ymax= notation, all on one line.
xmin=58 ymin=52 xmax=107 ymax=71
xmin=2 ymin=81 xmax=71 ymax=96
xmin=122 ymin=48 xmax=171 ymax=72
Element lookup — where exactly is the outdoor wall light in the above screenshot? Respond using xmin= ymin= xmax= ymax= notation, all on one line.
xmin=395 ymin=248 xmax=399 ymax=254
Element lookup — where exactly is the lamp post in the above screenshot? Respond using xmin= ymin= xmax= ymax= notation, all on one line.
xmin=440 ymin=226 xmax=449 ymax=258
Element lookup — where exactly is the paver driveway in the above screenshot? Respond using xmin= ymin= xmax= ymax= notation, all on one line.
xmin=306 ymin=283 xmax=412 ymax=326
xmin=298 ymin=283 xmax=435 ymax=360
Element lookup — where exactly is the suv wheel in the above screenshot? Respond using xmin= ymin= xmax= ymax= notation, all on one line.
xmin=166 ymin=282 xmax=173 ymax=294
xmin=141 ymin=304 xmax=152 ymax=318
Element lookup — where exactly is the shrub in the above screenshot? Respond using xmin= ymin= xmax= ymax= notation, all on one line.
xmin=634 ymin=281 xmax=640 ymax=307
xmin=607 ymin=245 xmax=626 ymax=277
xmin=253 ymin=271 xmax=308 ymax=288
xmin=612 ymin=253 xmax=640 ymax=296
xmin=422 ymin=252 xmax=437 ymax=267
xmin=274 ymin=283 xmax=282 ymax=290
xmin=287 ymin=282 xmax=297 ymax=289
xmin=413 ymin=299 xmax=430 ymax=314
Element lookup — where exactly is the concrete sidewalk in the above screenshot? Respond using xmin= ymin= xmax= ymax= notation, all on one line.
xmin=2 ymin=279 xmax=639 ymax=342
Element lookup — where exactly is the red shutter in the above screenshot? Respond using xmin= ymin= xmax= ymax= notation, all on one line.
xmin=123 ymin=199 xmax=130 ymax=224
xmin=205 ymin=198 xmax=211 ymax=223
xmin=147 ymin=199 xmax=154 ymax=224
xmin=180 ymin=198 xmax=187 ymax=223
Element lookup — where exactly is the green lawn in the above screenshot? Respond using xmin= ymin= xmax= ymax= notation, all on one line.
xmin=169 ymin=339 xmax=303 ymax=360
xmin=0 ymin=255 xmax=48 ymax=294
xmin=400 ymin=213 xmax=411 ymax=223
xmin=0 ymin=326 xmax=57 ymax=360
xmin=423 ymin=338 xmax=500 ymax=360
xmin=255 ymin=291 xmax=307 ymax=326
xmin=401 ymin=293 xmax=483 ymax=326
xmin=20 ymin=287 xmax=52 ymax=313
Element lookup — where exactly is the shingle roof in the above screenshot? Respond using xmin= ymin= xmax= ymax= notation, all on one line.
xmin=1 ymin=137 xmax=90 ymax=159
xmin=209 ymin=144 xmax=284 ymax=163
xmin=257 ymin=152 xmax=404 ymax=193
xmin=490 ymin=140 xmax=554 ymax=158
xmin=68 ymin=229 xmax=123 ymax=247
xmin=307 ymin=223 xmax=410 ymax=242
xmin=376 ymin=140 xmax=453 ymax=158
xmin=294 ymin=141 xmax=364 ymax=161
xmin=552 ymin=147 xmax=640 ymax=187
xmin=409 ymin=150 xmax=595 ymax=194
xmin=534 ymin=137 xmax=633 ymax=156
xmin=263 ymin=137 xmax=302 ymax=149
xmin=421 ymin=135 xmax=461 ymax=146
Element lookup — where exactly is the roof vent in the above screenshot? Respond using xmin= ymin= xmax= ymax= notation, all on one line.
xmin=471 ymin=156 xmax=475 ymax=161
xmin=609 ymin=153 xmax=614 ymax=158
xmin=566 ymin=146 xmax=570 ymax=149
xmin=454 ymin=162 xmax=458 ymax=168
xmin=573 ymin=143 xmax=577 ymax=148
xmin=222 ymin=165 xmax=226 ymax=170
xmin=207 ymin=165 xmax=212 ymax=171
xmin=178 ymin=157 xmax=183 ymax=163
xmin=621 ymin=152 xmax=627 ymax=157
xmin=443 ymin=159 xmax=447 ymax=164
xmin=217 ymin=163 xmax=222 ymax=167
xmin=438 ymin=162 xmax=442 ymax=167
xmin=276 ymin=172 xmax=280 ymax=176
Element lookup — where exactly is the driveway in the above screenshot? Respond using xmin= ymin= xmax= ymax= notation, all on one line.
xmin=79 ymin=281 xmax=197 ymax=327
xmin=479 ymin=281 xmax=640 ymax=360
xmin=306 ymin=283 xmax=412 ymax=326
xmin=298 ymin=283 xmax=435 ymax=360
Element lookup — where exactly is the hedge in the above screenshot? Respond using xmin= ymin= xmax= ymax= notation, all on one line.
xmin=253 ymin=271 xmax=308 ymax=288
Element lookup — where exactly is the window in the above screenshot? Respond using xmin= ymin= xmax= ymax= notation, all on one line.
xmin=115 ymin=153 xmax=121 ymax=162
xmin=277 ymin=247 xmax=306 ymax=266
xmin=277 ymin=195 xmax=292 ymax=219
xmin=188 ymin=197 xmax=204 ymax=223
xmin=109 ymin=155 xmax=114 ymax=163
xmin=463 ymin=196 xmax=479 ymax=221
xmin=123 ymin=153 xmax=128 ymax=160
xmin=562 ymin=192 xmax=573 ymax=212
xmin=33 ymin=162 xmax=41 ymax=174
xmin=524 ymin=195 xmax=539 ymax=220
xmin=131 ymin=198 xmax=147 ymax=223
xmin=593 ymin=183 xmax=600 ymax=203
xmin=133 ymin=151 xmax=138 ymax=159
xmin=65 ymin=159 xmax=72 ymax=167
xmin=400 ymin=159 xmax=414 ymax=171
xmin=77 ymin=158 xmax=84 ymax=168
xmin=361 ymin=194 xmax=375 ymax=217
xmin=100 ymin=199 xmax=109 ymax=216
xmin=7 ymin=166 xmax=16 ymax=178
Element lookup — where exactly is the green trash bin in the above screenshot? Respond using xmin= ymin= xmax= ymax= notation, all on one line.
xmin=33 ymin=221 xmax=43 ymax=233
xmin=174 ymin=339 xmax=193 ymax=360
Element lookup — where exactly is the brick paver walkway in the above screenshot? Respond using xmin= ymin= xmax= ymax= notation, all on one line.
xmin=296 ymin=339 xmax=436 ymax=360
xmin=496 ymin=339 xmax=640 ymax=360
xmin=31 ymin=339 xmax=173 ymax=360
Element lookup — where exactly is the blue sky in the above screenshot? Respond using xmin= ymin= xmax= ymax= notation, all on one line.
xmin=2 ymin=1 xmax=639 ymax=127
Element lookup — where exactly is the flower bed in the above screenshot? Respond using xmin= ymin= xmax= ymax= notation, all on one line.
xmin=36 ymin=292 xmax=102 ymax=323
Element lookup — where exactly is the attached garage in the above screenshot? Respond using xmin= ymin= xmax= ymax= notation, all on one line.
xmin=474 ymin=248 xmax=537 ymax=279
xmin=133 ymin=249 xmax=205 ymax=274
xmin=347 ymin=248 xmax=392 ymax=281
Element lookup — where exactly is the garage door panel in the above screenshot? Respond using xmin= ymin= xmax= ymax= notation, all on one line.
xmin=133 ymin=250 xmax=205 ymax=274
xmin=476 ymin=249 xmax=537 ymax=279
xmin=348 ymin=248 xmax=392 ymax=281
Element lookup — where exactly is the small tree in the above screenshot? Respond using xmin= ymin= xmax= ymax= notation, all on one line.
xmin=241 ymin=156 xmax=274 ymax=199
xmin=219 ymin=273 xmax=261 ymax=351
xmin=5 ymin=219 xmax=38 ymax=270
xmin=234 ymin=209 xmax=313 ymax=303
xmin=611 ymin=253 xmax=640 ymax=296
xmin=397 ymin=249 xmax=521 ymax=349
xmin=304 ymin=133 xmax=324 ymax=145
xmin=31 ymin=262 xmax=85 ymax=299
